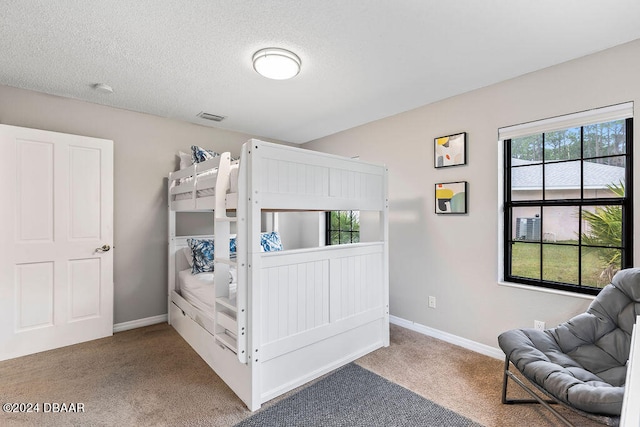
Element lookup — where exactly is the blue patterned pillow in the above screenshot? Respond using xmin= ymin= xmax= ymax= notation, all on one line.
xmin=191 ymin=145 xmax=220 ymax=164
xmin=187 ymin=237 xmax=237 ymax=274
xmin=187 ymin=238 xmax=215 ymax=274
xmin=261 ymin=232 xmax=283 ymax=252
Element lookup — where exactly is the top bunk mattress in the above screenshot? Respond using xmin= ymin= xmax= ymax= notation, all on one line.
xmin=177 ymin=269 xmax=237 ymax=314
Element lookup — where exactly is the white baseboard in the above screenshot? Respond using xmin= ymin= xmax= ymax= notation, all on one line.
xmin=389 ymin=315 xmax=504 ymax=360
xmin=113 ymin=314 xmax=168 ymax=333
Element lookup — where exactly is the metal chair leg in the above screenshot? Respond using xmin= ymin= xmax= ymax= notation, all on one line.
xmin=501 ymin=357 xmax=574 ymax=427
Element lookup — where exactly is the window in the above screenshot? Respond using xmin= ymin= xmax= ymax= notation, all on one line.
xmin=326 ymin=211 xmax=360 ymax=245
xmin=502 ymin=105 xmax=633 ymax=295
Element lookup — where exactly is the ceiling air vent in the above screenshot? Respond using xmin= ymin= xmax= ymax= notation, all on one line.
xmin=197 ymin=111 xmax=226 ymax=122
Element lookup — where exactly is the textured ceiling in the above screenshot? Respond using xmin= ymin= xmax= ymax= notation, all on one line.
xmin=2 ymin=1 xmax=640 ymax=144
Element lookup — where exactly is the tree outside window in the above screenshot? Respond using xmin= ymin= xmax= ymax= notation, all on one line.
xmin=326 ymin=211 xmax=360 ymax=245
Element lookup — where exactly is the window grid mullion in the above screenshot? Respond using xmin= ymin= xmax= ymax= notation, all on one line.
xmin=504 ymin=139 xmax=512 ymax=282
xmin=540 ymin=132 xmax=545 ymax=283
xmin=578 ymin=126 xmax=584 ymax=288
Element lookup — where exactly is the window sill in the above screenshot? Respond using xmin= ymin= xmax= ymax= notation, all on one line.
xmin=497 ymin=281 xmax=597 ymax=301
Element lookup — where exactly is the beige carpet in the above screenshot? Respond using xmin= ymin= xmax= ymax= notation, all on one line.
xmin=0 ymin=323 xmax=602 ymax=426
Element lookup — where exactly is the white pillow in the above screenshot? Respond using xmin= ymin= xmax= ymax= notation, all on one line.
xmin=182 ymin=247 xmax=194 ymax=267
xmin=178 ymin=151 xmax=192 ymax=170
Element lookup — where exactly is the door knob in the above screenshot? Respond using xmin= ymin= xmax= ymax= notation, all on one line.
xmin=96 ymin=244 xmax=111 ymax=252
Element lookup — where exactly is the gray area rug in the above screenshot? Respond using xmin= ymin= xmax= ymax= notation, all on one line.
xmin=234 ymin=363 xmax=483 ymax=427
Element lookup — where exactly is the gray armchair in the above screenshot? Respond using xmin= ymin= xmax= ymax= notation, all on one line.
xmin=498 ymin=268 xmax=640 ymax=426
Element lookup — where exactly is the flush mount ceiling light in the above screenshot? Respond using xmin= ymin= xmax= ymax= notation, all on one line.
xmin=252 ymin=48 xmax=301 ymax=80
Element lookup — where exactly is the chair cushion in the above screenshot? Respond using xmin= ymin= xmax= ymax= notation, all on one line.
xmin=498 ymin=268 xmax=640 ymax=416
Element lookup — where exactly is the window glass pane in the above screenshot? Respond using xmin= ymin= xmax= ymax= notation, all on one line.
xmin=330 ymin=211 xmax=344 ymax=230
xmin=511 ymin=134 xmax=542 ymax=162
xmin=581 ymin=248 xmax=621 ymax=289
xmin=351 ymin=212 xmax=360 ymax=232
xmin=581 ymin=206 xmax=622 ymax=249
xmin=544 ymin=160 xmax=580 ymax=200
xmin=583 ymin=157 xmax=625 ymax=199
xmin=512 ymin=207 xmax=540 ymax=242
xmin=542 ymin=244 xmax=578 ymax=285
xmin=511 ymin=165 xmax=542 ymax=201
xmin=542 ymin=206 xmax=578 ymax=244
xmin=511 ymin=242 xmax=540 ymax=280
xmin=328 ymin=211 xmax=360 ymax=245
xmin=544 ymin=127 xmax=580 ymax=162
xmin=583 ymin=120 xmax=626 ymax=159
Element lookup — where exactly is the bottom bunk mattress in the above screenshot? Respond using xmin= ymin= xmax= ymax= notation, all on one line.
xmin=177 ymin=269 xmax=237 ymax=314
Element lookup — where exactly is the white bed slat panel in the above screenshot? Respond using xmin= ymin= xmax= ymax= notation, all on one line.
xmin=259 ymin=162 xmax=382 ymax=204
xmin=329 ymin=169 xmax=384 ymax=201
xmin=169 ymin=183 xmax=194 ymax=195
xmin=249 ymin=139 xmax=383 ymax=175
xmin=169 ymin=164 xmax=196 ymax=182
xmin=259 ymin=244 xmax=383 ymax=349
xmin=249 ymin=140 xmax=386 ymax=211
xmin=261 ymin=259 xmax=329 ymax=345
xmin=260 ymin=243 xmax=384 ymax=267
xmin=262 ymin=158 xmax=329 ymax=198
xmin=331 ymin=252 xmax=383 ymax=322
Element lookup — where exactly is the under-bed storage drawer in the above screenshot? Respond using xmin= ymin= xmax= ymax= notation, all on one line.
xmin=169 ymin=302 xmax=253 ymax=408
xmin=171 ymin=290 xmax=216 ymax=333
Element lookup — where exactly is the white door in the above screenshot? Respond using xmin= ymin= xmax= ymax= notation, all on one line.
xmin=0 ymin=125 xmax=113 ymax=361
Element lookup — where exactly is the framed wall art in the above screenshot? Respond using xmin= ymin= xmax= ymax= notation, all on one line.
xmin=434 ymin=132 xmax=467 ymax=168
xmin=435 ymin=181 xmax=467 ymax=214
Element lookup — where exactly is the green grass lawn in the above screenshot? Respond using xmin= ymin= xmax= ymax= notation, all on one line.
xmin=511 ymin=242 xmax=616 ymax=288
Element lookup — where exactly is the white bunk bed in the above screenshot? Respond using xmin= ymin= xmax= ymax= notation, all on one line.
xmin=167 ymin=139 xmax=389 ymax=410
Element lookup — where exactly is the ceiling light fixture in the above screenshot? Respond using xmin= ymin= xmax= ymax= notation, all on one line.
xmin=252 ymin=48 xmax=301 ymax=80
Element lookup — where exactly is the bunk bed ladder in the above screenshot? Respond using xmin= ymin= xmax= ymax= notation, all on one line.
xmin=211 ymin=153 xmax=247 ymax=362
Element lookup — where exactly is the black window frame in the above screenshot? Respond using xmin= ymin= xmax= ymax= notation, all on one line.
xmin=326 ymin=210 xmax=360 ymax=245
xmin=503 ymin=118 xmax=633 ymax=295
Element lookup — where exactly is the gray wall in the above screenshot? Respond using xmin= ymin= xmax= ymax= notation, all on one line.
xmin=305 ymin=39 xmax=640 ymax=349
xmin=2 ymin=38 xmax=639 ymax=349
xmin=0 ymin=85 xmax=288 ymax=324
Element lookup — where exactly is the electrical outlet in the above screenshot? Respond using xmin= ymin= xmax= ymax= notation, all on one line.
xmin=534 ymin=320 xmax=545 ymax=331
xmin=428 ymin=296 xmax=436 ymax=309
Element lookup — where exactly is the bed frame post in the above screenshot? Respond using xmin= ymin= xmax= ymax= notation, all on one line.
xmin=168 ymin=179 xmax=176 ymax=325
xmin=235 ymin=147 xmax=248 ymax=366
xmin=381 ymin=167 xmax=390 ymax=346
xmin=247 ymin=140 xmax=263 ymax=410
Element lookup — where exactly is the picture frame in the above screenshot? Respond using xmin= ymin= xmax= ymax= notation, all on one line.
xmin=434 ymin=132 xmax=467 ymax=168
xmin=435 ymin=181 xmax=467 ymax=214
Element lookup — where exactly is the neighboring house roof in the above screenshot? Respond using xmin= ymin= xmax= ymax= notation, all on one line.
xmin=511 ymin=158 xmax=625 ymax=190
